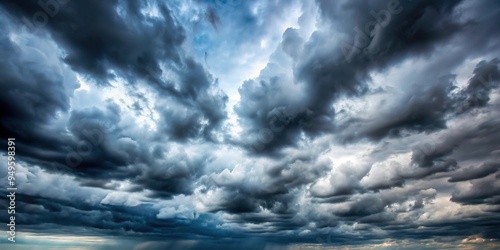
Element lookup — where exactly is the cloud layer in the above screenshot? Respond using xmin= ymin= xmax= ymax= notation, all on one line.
xmin=1 ymin=0 xmax=500 ymax=249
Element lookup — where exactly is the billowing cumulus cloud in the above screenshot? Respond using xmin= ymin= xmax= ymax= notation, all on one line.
xmin=1 ymin=0 xmax=500 ymax=249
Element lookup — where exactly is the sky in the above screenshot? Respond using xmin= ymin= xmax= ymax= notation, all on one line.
xmin=0 ymin=0 xmax=499 ymax=249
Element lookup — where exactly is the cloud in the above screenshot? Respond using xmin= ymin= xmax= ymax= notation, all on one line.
xmin=451 ymin=174 xmax=500 ymax=205
xmin=206 ymin=6 xmax=220 ymax=31
xmin=1 ymin=0 xmax=500 ymax=248
xmin=454 ymin=58 xmax=500 ymax=113
xmin=448 ymin=162 xmax=500 ymax=182
xmin=232 ymin=0 xmax=478 ymax=154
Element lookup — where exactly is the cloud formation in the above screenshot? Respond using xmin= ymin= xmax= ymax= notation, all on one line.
xmin=1 ymin=0 xmax=500 ymax=249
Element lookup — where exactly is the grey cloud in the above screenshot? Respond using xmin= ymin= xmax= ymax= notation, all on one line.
xmin=201 ymin=150 xmax=331 ymax=217
xmin=451 ymin=174 xmax=500 ymax=205
xmin=234 ymin=0 xmax=473 ymax=154
xmin=1 ymin=0 xmax=183 ymax=85
xmin=1 ymin=0 xmax=228 ymax=143
xmin=1 ymin=0 xmax=500 ymax=247
xmin=355 ymin=75 xmax=455 ymax=142
xmin=206 ymin=6 xmax=220 ymax=31
xmin=454 ymin=58 xmax=500 ymax=113
xmin=448 ymin=162 xmax=500 ymax=182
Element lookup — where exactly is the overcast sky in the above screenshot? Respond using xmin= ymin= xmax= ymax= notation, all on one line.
xmin=1 ymin=0 xmax=500 ymax=249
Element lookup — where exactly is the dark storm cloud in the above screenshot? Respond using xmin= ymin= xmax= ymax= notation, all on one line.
xmin=0 ymin=0 xmax=226 ymax=182
xmin=0 ymin=11 xmax=81 ymax=175
xmin=448 ymin=162 xmax=500 ymax=182
xmin=0 ymin=192 xmax=237 ymax=240
xmin=0 ymin=0 xmax=183 ymax=85
xmin=454 ymin=58 xmax=500 ymax=113
xmin=451 ymin=117 xmax=500 ymax=163
xmin=0 ymin=37 xmax=73 ymax=127
xmin=225 ymin=0 xmax=500 ymax=240
xmin=133 ymin=148 xmax=213 ymax=198
xmin=234 ymin=0 xmax=473 ymax=154
xmin=411 ymin=136 xmax=458 ymax=169
xmin=1 ymin=0 xmax=228 ymax=142
xmin=298 ymin=0 xmax=465 ymax=122
xmin=339 ymin=57 xmax=499 ymax=145
xmin=308 ymin=186 xmax=500 ymax=243
xmin=359 ymin=213 xmax=500 ymax=245
xmin=309 ymin=154 xmax=457 ymax=198
xmin=62 ymin=103 xmax=144 ymax=178
xmin=13 ymin=101 xmax=146 ymax=182
xmin=329 ymin=0 xmax=500 ymax=143
xmin=154 ymin=69 xmax=228 ymax=142
xmin=360 ymin=160 xmax=457 ymax=193
xmin=451 ymin=174 xmax=500 ymax=205
xmin=1 ymin=0 xmax=500 ymax=247
xmin=410 ymin=215 xmax=500 ymax=242
xmin=355 ymin=75 xmax=455 ymax=142
xmin=48 ymin=103 xmax=214 ymax=197
xmin=74 ymin=178 xmax=121 ymax=190
xmin=0 ymin=3 xmax=224 ymax=204
xmin=312 ymin=188 xmax=494 ymax=243
xmin=235 ymin=77 xmax=321 ymax=155
xmin=318 ymin=0 xmax=465 ymax=63
xmin=411 ymin=107 xmax=500 ymax=169
xmin=202 ymin=151 xmax=331 ymax=216
xmin=356 ymin=100 xmax=499 ymax=193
